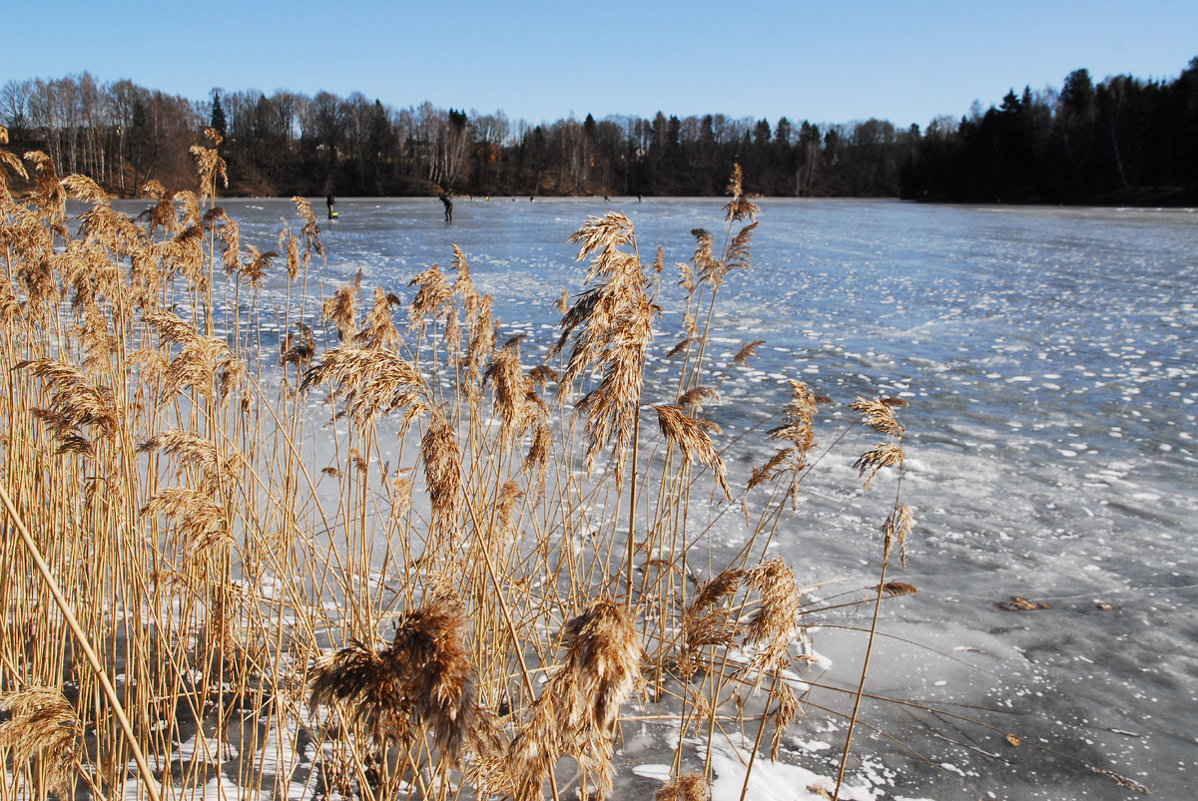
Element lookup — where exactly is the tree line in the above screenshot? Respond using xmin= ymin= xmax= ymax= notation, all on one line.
xmin=3 ymin=57 xmax=1196 ymax=204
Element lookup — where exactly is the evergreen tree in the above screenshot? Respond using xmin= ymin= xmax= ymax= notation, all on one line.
xmin=210 ymin=90 xmax=227 ymax=140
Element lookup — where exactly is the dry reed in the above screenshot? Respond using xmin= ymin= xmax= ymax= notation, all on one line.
xmin=0 ymin=687 xmax=82 ymax=799
xmin=1 ymin=150 xmax=1105 ymax=801
xmin=654 ymin=772 xmax=709 ymax=801
xmin=506 ymin=599 xmax=641 ymax=801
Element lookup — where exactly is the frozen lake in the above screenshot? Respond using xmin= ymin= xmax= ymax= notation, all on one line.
xmin=116 ymin=194 xmax=1198 ymax=799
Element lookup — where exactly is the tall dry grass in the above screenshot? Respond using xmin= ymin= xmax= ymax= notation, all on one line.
xmin=4 ymin=141 xmax=1075 ymax=801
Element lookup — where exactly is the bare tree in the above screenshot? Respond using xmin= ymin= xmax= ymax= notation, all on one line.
xmin=1 ymin=79 xmax=33 ymax=140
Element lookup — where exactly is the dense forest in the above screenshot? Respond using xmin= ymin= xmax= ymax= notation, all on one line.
xmin=3 ymin=56 xmax=1196 ymax=203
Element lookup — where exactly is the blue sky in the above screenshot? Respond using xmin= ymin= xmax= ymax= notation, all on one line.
xmin=7 ymin=0 xmax=1197 ymax=128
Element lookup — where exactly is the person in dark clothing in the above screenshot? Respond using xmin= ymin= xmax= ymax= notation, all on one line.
xmin=439 ymin=193 xmax=453 ymax=222
xmin=326 ymin=193 xmax=336 ymax=219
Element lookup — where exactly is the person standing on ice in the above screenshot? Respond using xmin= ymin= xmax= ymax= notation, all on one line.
xmin=440 ymin=193 xmax=453 ymax=222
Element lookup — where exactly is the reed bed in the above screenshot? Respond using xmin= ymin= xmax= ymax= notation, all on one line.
xmin=0 ymin=141 xmax=929 ymax=801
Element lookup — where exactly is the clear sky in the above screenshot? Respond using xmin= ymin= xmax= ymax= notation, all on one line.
xmin=6 ymin=0 xmax=1197 ymax=129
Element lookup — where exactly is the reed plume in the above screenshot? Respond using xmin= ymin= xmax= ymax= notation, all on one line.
xmin=189 ymin=128 xmax=228 ymax=204
xmin=732 ymin=339 xmax=766 ymax=365
xmin=18 ymin=357 xmax=118 ymax=443
xmin=769 ymin=379 xmax=818 ymax=456
xmin=465 ymin=293 xmax=496 ymax=374
xmin=723 ymin=163 xmax=760 ymax=225
xmin=278 ymin=221 xmax=301 ymax=280
xmin=140 ymin=180 xmax=181 ymax=238
xmin=875 ymin=581 xmax=918 ymax=597
xmin=145 ymin=309 xmax=199 ymax=345
xmin=385 ymin=601 xmax=482 ymax=760
xmin=66 ymin=174 xmax=143 ymax=258
xmin=61 ymin=244 xmax=125 ymax=328
xmin=690 ymin=228 xmax=716 ymax=286
xmin=725 ymin=221 xmax=757 ymax=273
xmin=667 ymin=337 xmax=694 ymax=358
xmin=679 ymin=568 xmax=745 ymax=680
xmin=677 ymin=385 xmax=718 ymax=411
xmin=743 ymin=558 xmax=802 ymax=679
xmin=492 ymin=480 xmax=524 ymax=549
xmin=768 ymin=682 xmax=802 ymax=760
xmin=204 ymin=206 xmax=241 ymax=274
xmin=882 ymin=503 xmax=915 ymax=567
xmin=408 ymin=261 xmax=453 ymax=332
xmin=138 ymin=430 xmax=243 ymax=490
xmin=0 ymin=149 xmax=29 ymax=203
xmin=508 ymin=598 xmax=641 ymax=801
xmin=852 ymin=442 xmax=905 ymax=490
xmin=753 ymin=378 xmax=821 ymax=502
xmin=391 ymin=475 xmax=414 ymax=523
xmin=555 ymin=213 xmax=658 ymax=483
xmin=450 ymin=243 xmax=484 ymax=325
xmin=850 ymin=396 xmax=905 ymax=437
xmin=163 ymin=334 xmax=231 ymax=402
xmin=321 ymin=273 xmax=361 ymax=342
xmin=0 ymin=688 xmax=82 ymax=799
xmin=523 ymin=416 xmax=553 ymax=497
xmin=309 ymin=600 xmax=484 ymax=765
xmin=651 ymin=404 xmax=731 ymax=499
xmin=356 ymin=286 xmax=402 ymax=350
xmin=655 ymin=773 xmax=709 ymax=801
xmin=12 ymin=221 xmax=58 ymax=325
xmin=310 ymin=641 xmax=409 ymax=745
xmin=485 ymin=344 xmax=537 ymax=444
xmin=237 ymin=244 xmax=277 ymax=286
xmin=291 ymin=196 xmax=325 ymax=266
xmin=281 ymin=322 xmax=316 ymax=372
xmin=421 ymin=415 xmax=464 ymax=544
xmin=142 ymin=487 xmax=233 ymax=565
xmin=24 ymin=151 xmax=67 ymax=228
xmin=158 ymin=223 xmax=206 ymax=292
xmin=300 ymin=346 xmax=428 ymax=427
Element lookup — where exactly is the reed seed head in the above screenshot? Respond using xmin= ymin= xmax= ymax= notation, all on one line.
xmin=768 ymin=379 xmax=818 ymax=457
xmin=556 ymin=216 xmax=659 ymax=483
xmin=408 ymin=261 xmax=453 ymax=332
xmin=386 ymin=600 xmax=479 ymax=759
xmin=356 ymin=286 xmax=401 ymax=351
xmin=851 ymin=396 xmax=905 ymax=437
xmin=743 ymin=558 xmax=802 ymax=678
xmin=882 ymin=503 xmax=915 ymax=566
xmin=322 ymin=276 xmax=360 ymax=342
xmin=309 ymin=641 xmax=409 ymax=745
xmin=652 ymin=404 xmax=731 ymax=499
xmin=853 ymin=442 xmax=905 ymax=490
xmin=733 ymin=339 xmax=766 ymax=365
xmin=300 ymin=346 xmax=428 ymax=427
xmin=422 ymin=416 xmax=464 ymax=543
xmin=507 ymin=599 xmax=641 ymax=801
xmin=0 ymin=688 xmax=82 ymax=799
xmin=723 ymin=163 xmax=760 ymax=224
xmin=655 ymin=772 xmax=710 ymax=801
xmin=680 ymin=567 xmax=745 ymax=679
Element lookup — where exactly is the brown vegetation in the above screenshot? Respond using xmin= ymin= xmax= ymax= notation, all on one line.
xmin=2 ymin=142 xmax=987 ymax=801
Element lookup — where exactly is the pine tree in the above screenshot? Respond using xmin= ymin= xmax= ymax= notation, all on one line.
xmin=210 ymin=90 xmax=227 ymax=140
